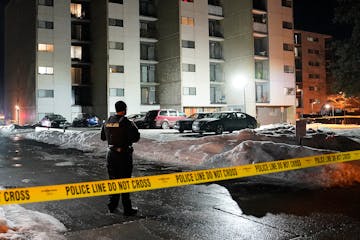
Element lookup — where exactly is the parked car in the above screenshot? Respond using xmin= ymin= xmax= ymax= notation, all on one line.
xmin=174 ymin=112 xmax=212 ymax=133
xmin=192 ymin=111 xmax=257 ymax=134
xmin=72 ymin=113 xmax=100 ymax=127
xmin=133 ymin=115 xmax=148 ymax=129
xmin=137 ymin=109 xmax=186 ymax=129
xmin=127 ymin=113 xmax=146 ymax=121
xmin=39 ymin=114 xmax=71 ymax=128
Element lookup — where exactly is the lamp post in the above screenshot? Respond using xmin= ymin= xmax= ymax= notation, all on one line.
xmin=232 ymin=74 xmax=248 ymax=113
xmin=325 ymin=103 xmax=335 ymax=123
xmin=325 ymin=104 xmax=334 ymax=116
xmin=15 ymin=105 xmax=20 ymax=125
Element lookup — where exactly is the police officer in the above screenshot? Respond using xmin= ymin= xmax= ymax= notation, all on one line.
xmin=101 ymin=100 xmax=140 ymax=216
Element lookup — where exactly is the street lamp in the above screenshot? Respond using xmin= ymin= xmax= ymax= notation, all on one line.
xmin=325 ymin=103 xmax=335 ymax=124
xmin=15 ymin=105 xmax=20 ymax=125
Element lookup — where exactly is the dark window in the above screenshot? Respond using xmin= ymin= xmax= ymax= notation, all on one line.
xmin=109 ymin=65 xmax=124 ymax=73
xmin=182 ymin=64 xmax=196 ymax=72
xmin=109 ymin=41 xmax=124 ymax=50
xmin=208 ymin=0 xmax=221 ymax=6
xmin=109 ymin=88 xmax=124 ymax=97
xmin=184 ymin=87 xmax=196 ymax=95
xmin=309 ymin=74 xmax=320 ymax=79
xmin=109 ymin=0 xmax=123 ymax=3
xmin=38 ymin=0 xmax=53 ymax=6
xmin=281 ymin=0 xmax=292 ymax=8
xmin=282 ymin=21 xmax=293 ymax=29
xmin=182 ymin=40 xmax=195 ymax=48
xmin=283 ymin=43 xmax=293 ymax=51
xmin=308 ymin=61 xmax=320 ymax=67
xmin=38 ymin=20 xmax=53 ymax=29
xmin=109 ymin=18 xmax=123 ymax=27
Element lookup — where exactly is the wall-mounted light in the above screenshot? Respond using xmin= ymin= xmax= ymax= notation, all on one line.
xmin=15 ymin=105 xmax=20 ymax=125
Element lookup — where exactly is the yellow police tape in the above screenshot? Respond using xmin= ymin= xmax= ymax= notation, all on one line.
xmin=1 ymin=150 xmax=360 ymax=205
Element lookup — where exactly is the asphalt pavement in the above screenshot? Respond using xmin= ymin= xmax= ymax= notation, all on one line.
xmin=1 ymin=134 xmax=360 ymax=240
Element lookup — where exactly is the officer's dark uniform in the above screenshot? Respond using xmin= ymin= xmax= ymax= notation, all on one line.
xmin=101 ymin=113 xmax=140 ymax=215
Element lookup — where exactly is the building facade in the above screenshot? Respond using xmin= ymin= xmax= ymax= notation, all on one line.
xmin=4 ymin=0 xmax=296 ymax=126
xmin=294 ymin=30 xmax=332 ymax=117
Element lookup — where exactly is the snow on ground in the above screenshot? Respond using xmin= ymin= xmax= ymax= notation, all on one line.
xmin=0 ymin=189 xmax=66 ymax=240
xmin=0 ymin=123 xmax=360 ymax=239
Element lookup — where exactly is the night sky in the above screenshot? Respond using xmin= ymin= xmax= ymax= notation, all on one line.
xmin=0 ymin=1 xmax=6 ymax=112
xmin=293 ymin=0 xmax=350 ymax=39
xmin=0 ymin=0 xmax=350 ymax=114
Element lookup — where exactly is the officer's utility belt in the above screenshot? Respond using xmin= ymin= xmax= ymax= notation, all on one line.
xmin=108 ymin=145 xmax=133 ymax=153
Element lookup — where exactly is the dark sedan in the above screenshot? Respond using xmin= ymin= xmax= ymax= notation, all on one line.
xmin=174 ymin=112 xmax=212 ymax=133
xmin=72 ymin=113 xmax=100 ymax=127
xmin=38 ymin=114 xmax=71 ymax=128
xmin=192 ymin=111 xmax=257 ymax=134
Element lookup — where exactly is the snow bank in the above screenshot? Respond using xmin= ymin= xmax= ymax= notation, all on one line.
xmin=0 ymin=123 xmax=360 ymax=239
xmin=0 ymin=189 xmax=66 ymax=240
xmin=1 ymin=124 xmax=359 ymax=188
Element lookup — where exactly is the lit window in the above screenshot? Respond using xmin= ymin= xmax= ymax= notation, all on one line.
xmin=71 ymin=67 xmax=82 ymax=85
xmin=70 ymin=3 xmax=82 ymax=18
xmin=109 ymin=88 xmax=125 ymax=97
xmin=38 ymin=43 xmax=54 ymax=52
xmin=109 ymin=18 xmax=124 ymax=27
xmin=181 ymin=17 xmax=195 ymax=26
xmin=109 ymin=65 xmax=124 ymax=73
xmin=38 ymin=66 xmax=54 ymax=75
xmin=71 ymin=46 xmax=82 ymax=60
xmin=182 ymin=63 xmax=196 ymax=72
xmin=184 ymin=87 xmax=196 ymax=95
xmin=307 ymin=36 xmax=319 ymax=42
xmin=38 ymin=89 xmax=54 ymax=98
xmin=109 ymin=41 xmax=124 ymax=50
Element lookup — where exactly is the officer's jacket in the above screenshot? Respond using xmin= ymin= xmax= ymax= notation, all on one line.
xmin=101 ymin=115 xmax=140 ymax=147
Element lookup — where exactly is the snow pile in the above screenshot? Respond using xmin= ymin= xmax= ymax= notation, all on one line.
xmin=0 ymin=189 xmax=66 ymax=240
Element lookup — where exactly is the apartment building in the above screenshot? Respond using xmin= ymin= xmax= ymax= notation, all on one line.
xmin=4 ymin=0 xmax=295 ymax=126
xmin=294 ymin=30 xmax=332 ymax=117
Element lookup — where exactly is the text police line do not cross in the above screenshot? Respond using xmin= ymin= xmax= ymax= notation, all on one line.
xmin=0 ymin=150 xmax=359 ymax=205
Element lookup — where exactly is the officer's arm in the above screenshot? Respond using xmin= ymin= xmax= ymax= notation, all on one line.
xmin=129 ymin=121 xmax=140 ymax=143
xmin=100 ymin=124 xmax=107 ymax=141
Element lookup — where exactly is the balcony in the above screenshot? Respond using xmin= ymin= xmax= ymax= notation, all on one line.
xmin=254 ymin=50 xmax=268 ymax=58
xmin=209 ymin=41 xmax=223 ymax=61
xmin=71 ymin=24 xmax=91 ymax=43
xmin=209 ymin=19 xmax=224 ymax=41
xmin=208 ymin=4 xmax=223 ymax=19
xmin=140 ymin=29 xmax=158 ymax=40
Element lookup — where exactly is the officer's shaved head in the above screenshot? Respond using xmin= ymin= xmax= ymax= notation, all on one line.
xmin=115 ymin=101 xmax=127 ymax=113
